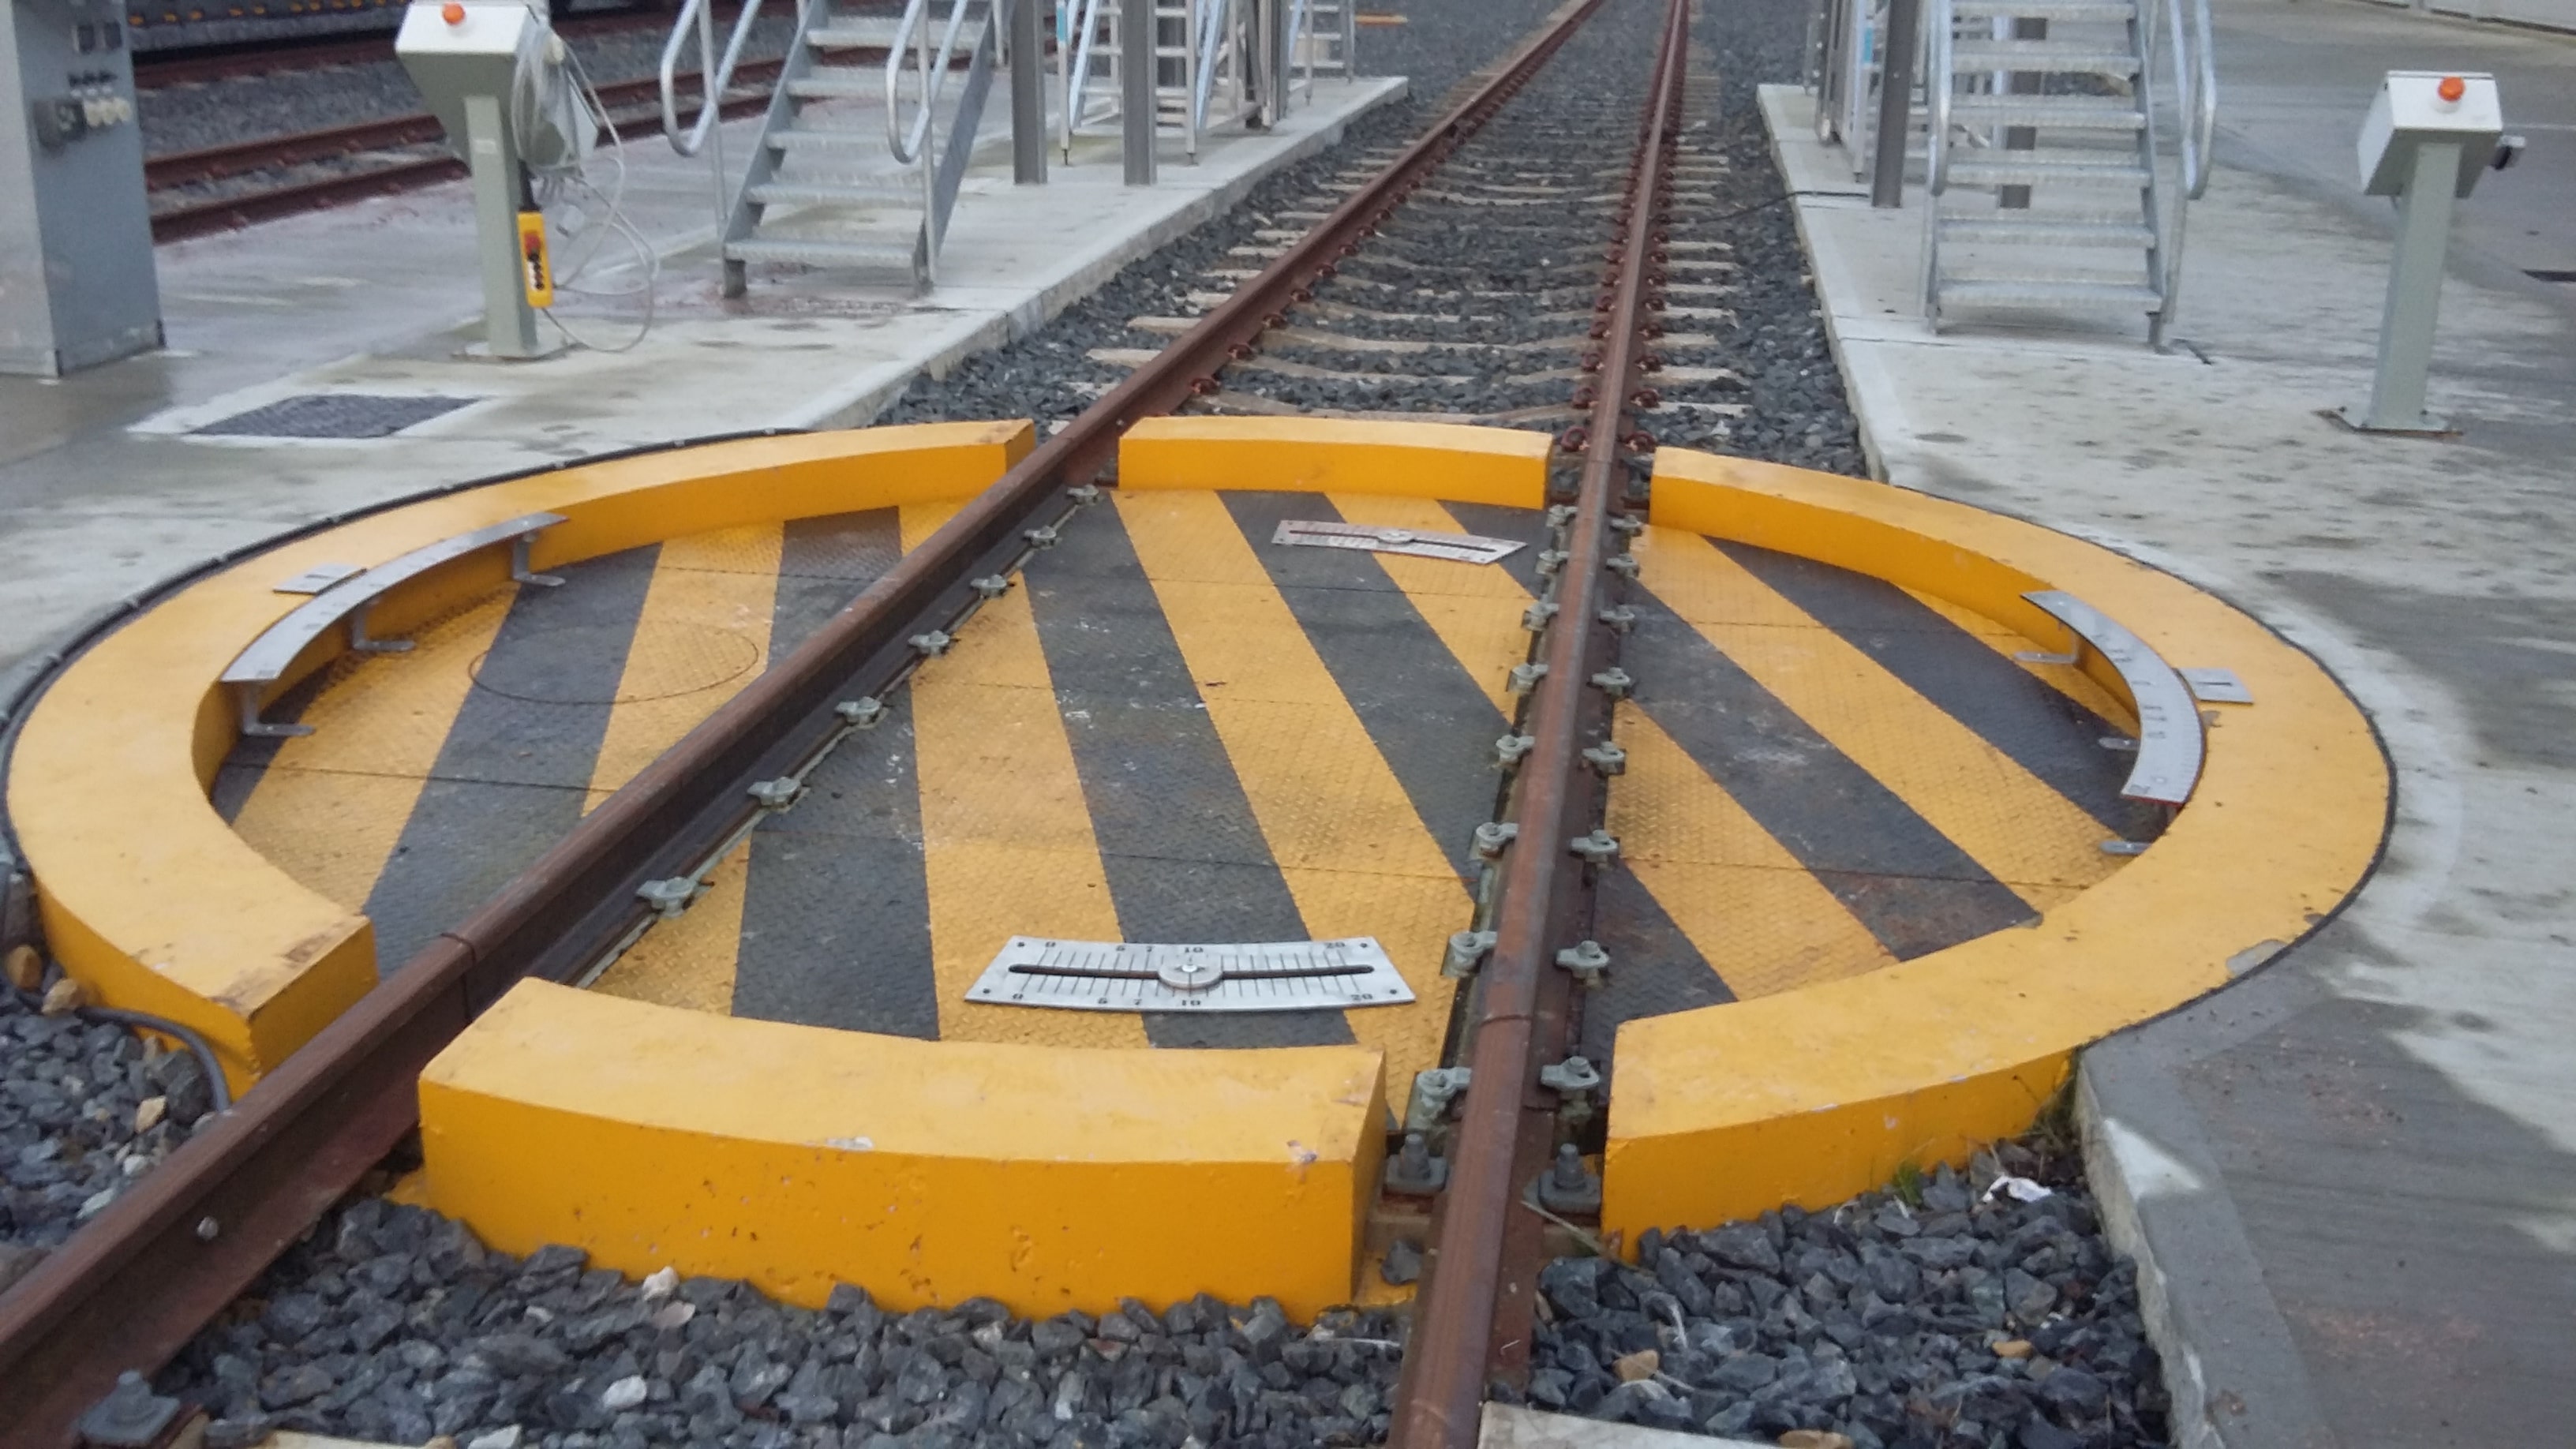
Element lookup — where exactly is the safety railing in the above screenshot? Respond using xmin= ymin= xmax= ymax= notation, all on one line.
xmin=1919 ymin=0 xmax=1953 ymax=304
xmin=2152 ymin=0 xmax=2217 ymax=341
xmin=661 ymin=0 xmax=775 ymax=218
xmin=886 ymin=0 xmax=986 ymax=166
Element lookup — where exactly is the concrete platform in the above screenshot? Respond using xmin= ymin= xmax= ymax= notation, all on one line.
xmin=1759 ymin=0 xmax=2576 ymax=1440
xmin=0 ymin=73 xmax=1406 ymax=686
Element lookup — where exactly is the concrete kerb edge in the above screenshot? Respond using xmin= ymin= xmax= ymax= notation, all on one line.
xmin=784 ymin=77 xmax=1413 ymax=432
xmin=1754 ymin=84 xmax=1891 ymax=484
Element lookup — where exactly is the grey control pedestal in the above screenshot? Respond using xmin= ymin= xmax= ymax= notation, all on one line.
xmin=1 ymin=0 xmax=163 ymax=376
xmin=2339 ymin=70 xmax=2516 ymax=436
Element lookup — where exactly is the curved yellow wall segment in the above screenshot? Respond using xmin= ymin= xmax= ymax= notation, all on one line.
xmin=1601 ymin=450 xmax=2388 ymax=1242
xmin=6 ymin=423 xmax=1035 ymax=1087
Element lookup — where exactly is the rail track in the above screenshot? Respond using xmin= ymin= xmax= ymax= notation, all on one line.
xmin=145 ymin=64 xmax=782 ymax=242
xmin=130 ymin=6 xmax=680 ymax=87
xmin=0 ymin=1 xmax=1694 ymax=1443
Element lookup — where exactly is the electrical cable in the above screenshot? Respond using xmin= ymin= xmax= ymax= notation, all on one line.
xmin=12 ymin=966 xmax=235 ymax=1116
xmin=511 ymin=31 xmax=659 ymax=354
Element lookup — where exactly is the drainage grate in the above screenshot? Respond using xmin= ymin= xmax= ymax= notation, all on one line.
xmin=193 ymin=394 xmax=477 ymax=440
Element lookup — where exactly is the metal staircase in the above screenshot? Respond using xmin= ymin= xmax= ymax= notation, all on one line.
xmin=1920 ymin=0 xmax=2213 ymax=343
xmin=663 ymin=0 xmax=1009 ymax=294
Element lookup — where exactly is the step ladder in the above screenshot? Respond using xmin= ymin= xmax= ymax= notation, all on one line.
xmin=1056 ymin=0 xmax=1266 ymax=163
xmin=662 ymin=0 xmax=1009 ymax=295
xmin=1289 ymin=0 xmax=1352 ymax=100
xmin=1919 ymin=0 xmax=2214 ymax=343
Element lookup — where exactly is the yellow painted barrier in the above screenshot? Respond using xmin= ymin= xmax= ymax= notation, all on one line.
xmin=7 ymin=423 xmax=1033 ymax=1087
xmin=419 ymin=981 xmax=1387 ymax=1318
xmin=1118 ymin=415 xmax=1552 ymax=508
xmin=1601 ymin=449 xmax=2387 ymax=1241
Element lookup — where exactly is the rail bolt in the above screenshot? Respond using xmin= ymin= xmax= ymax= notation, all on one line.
xmin=972 ymin=574 xmax=1014 ymax=599
xmin=1597 ymin=605 xmax=1638 ymax=634
xmin=909 ymin=630 xmax=955 ymax=657
xmin=1536 ymin=1144 xmax=1603 ymax=1216
xmin=1582 ymin=741 xmax=1629 ymax=778
xmin=1494 ymin=732 xmax=1537 ymax=766
xmin=1588 ymin=322 xmax=1611 ymax=340
xmin=1406 ymin=1065 xmax=1473 ymax=1131
xmin=836 ymin=696 xmax=886 ymax=728
xmin=1535 ymin=548 xmax=1569 ymax=577
xmin=1538 ymin=1055 xmax=1603 ymax=1097
xmin=1291 ymin=287 xmax=1315 ymax=304
xmin=747 ymin=777 xmax=805 ymax=811
xmin=1442 ymin=930 xmax=1499 ymax=979
xmin=1506 ymin=661 xmax=1550 ymax=695
xmin=1580 ymin=352 xmax=1604 ymax=373
xmin=1554 ymin=939 xmax=1611 ymax=987
xmin=1606 ymin=552 xmax=1643 ymax=578
xmin=77 ymin=1371 xmax=183 ymax=1449
xmin=1522 ymin=600 xmax=1560 ymax=633
xmin=1383 ymin=1131 xmax=1449 ymax=1196
xmin=1571 ymin=387 xmax=1597 ymax=410
xmin=1557 ymin=425 xmax=1589 ymax=453
xmin=1632 ymin=388 xmax=1661 ymax=410
xmin=1640 ymin=352 xmax=1666 ymax=373
xmin=1568 ymin=829 xmax=1622 ymax=867
xmin=1189 ymin=376 xmax=1221 ymax=396
xmin=1472 ymin=821 xmax=1521 ymax=859
xmin=1228 ymin=343 xmax=1256 ymax=361
xmin=1589 ymin=667 xmax=1634 ymax=700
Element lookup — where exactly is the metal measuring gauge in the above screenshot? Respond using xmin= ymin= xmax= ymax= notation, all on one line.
xmin=964 ymin=937 xmax=1416 ymax=1013
xmin=1271 ymin=521 xmax=1523 ymax=566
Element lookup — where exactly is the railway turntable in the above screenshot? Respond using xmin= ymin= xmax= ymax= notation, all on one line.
xmin=2 ymin=414 xmax=2386 ymax=1329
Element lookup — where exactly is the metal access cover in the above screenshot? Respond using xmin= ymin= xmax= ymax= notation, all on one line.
xmin=965 ymin=936 xmax=1417 ymax=1013
xmin=194 ymin=394 xmax=477 ymax=440
xmin=1273 ymin=520 xmax=1522 ymax=565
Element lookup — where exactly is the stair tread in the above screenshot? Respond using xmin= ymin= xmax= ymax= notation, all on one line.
xmin=1950 ymin=0 xmax=2136 ymax=14
xmin=784 ymin=71 xmax=880 ymax=96
xmin=747 ymin=181 xmax=923 ymax=204
xmin=1951 ymin=42 xmax=2140 ymax=69
xmin=726 ymin=236 xmax=919 ymax=264
xmin=1946 ymin=155 xmax=2150 ymax=183
xmin=1938 ymin=276 xmax=2162 ymax=305
xmin=1938 ymin=214 xmax=2157 ymax=242
xmin=807 ymin=19 xmax=906 ymax=46
xmin=1949 ymin=96 xmax=2146 ymax=127
xmin=767 ymin=127 xmax=889 ymax=148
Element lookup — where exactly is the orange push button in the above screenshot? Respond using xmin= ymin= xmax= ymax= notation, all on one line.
xmin=2436 ymin=74 xmax=2466 ymax=102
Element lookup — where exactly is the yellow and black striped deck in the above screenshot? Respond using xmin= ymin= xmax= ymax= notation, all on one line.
xmin=213 ymin=489 xmax=2155 ymax=1091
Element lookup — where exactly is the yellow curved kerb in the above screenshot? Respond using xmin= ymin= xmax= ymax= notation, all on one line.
xmin=1601 ymin=450 xmax=2387 ymax=1241
xmin=6 ymin=423 xmax=1035 ymax=1087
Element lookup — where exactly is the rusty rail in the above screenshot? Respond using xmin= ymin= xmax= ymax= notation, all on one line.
xmin=1387 ymin=0 xmax=1690 ymax=1442
xmin=0 ymin=3 xmax=1614 ymax=1443
xmin=147 ymin=66 xmax=783 ymax=242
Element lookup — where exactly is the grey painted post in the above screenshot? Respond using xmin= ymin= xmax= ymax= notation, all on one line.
xmin=1123 ymin=0 xmax=1156 ymax=185
xmin=463 ymin=93 xmax=545 ymax=358
xmin=1871 ymin=0 xmax=1922 ymax=208
xmin=2351 ymin=140 xmax=2462 ymax=432
xmin=1012 ymin=0 xmax=1046 ymax=183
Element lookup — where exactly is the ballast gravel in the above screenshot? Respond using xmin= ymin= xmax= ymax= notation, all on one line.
xmin=0 ymin=985 xmax=219 ymax=1293
xmin=157 ymin=1200 xmax=1409 ymax=1449
xmin=1521 ymin=1140 xmax=2170 ymax=1449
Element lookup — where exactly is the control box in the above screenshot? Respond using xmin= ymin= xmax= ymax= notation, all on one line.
xmin=396 ymin=0 xmax=588 ymax=174
xmin=2 ymin=0 xmax=163 ymax=375
xmin=2357 ymin=71 xmax=2503 ymax=198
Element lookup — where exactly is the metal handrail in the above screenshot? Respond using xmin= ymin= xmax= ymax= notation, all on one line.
xmin=887 ymin=0 xmax=983 ymax=164
xmin=1919 ymin=0 xmax=1953 ymax=313
xmin=2186 ymin=0 xmax=2215 ymax=199
xmin=661 ymin=0 xmax=771 ymax=157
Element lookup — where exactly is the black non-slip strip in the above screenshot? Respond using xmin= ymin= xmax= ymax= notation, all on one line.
xmin=1580 ymin=865 xmax=1738 ymax=1072
xmin=1623 ymin=580 xmax=2037 ymax=960
xmin=1713 ymin=540 xmax=2151 ymax=837
xmin=1024 ymin=504 xmax=1352 ymax=1050
xmin=1440 ymin=500 xmax=1560 ymax=604
xmin=360 ymin=547 xmax=660 ymax=974
xmin=731 ymin=510 xmax=938 ymax=1038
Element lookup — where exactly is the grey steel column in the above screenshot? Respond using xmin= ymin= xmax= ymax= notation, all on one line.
xmin=1260 ymin=0 xmax=1289 ymax=127
xmin=2000 ymin=17 xmax=2042 ymax=208
xmin=1012 ymin=0 xmax=1047 ymax=182
xmin=1122 ymin=0 xmax=1155 ymax=185
xmin=463 ymin=93 xmax=545 ymax=358
xmin=2350 ymin=140 xmax=2462 ymax=432
xmin=1871 ymin=0 xmax=1922 ymax=207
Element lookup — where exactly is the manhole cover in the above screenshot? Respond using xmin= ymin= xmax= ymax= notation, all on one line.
xmin=468 ymin=622 xmax=762 ymax=705
xmin=193 ymin=394 xmax=477 ymax=440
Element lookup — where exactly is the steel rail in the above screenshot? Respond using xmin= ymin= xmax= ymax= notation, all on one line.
xmin=1387 ymin=0 xmax=1690 ymax=1442
xmin=0 ymin=3 xmax=1613 ymax=1443
xmin=147 ymin=67 xmax=783 ymax=242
